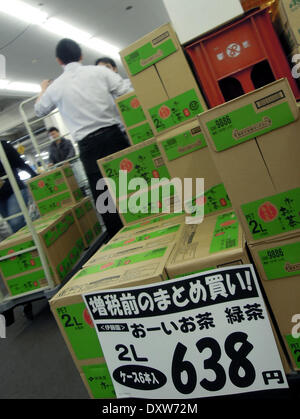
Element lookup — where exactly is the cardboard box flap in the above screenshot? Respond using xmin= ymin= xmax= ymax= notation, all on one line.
xmin=197 ymin=78 xmax=299 ymax=152
xmin=120 ymin=23 xmax=181 ymax=76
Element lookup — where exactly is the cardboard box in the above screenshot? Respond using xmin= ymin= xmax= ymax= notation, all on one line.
xmin=198 ymin=80 xmax=300 ymax=244
xmin=79 ymin=359 xmax=115 ymax=399
xmin=249 ymin=234 xmax=300 ymax=371
xmin=98 ymin=138 xmax=182 ymax=225
xmin=157 ymin=118 xmax=232 ymax=217
xmin=120 ymin=23 xmax=207 ymax=135
xmin=275 ymin=0 xmax=300 ymax=54
xmin=50 ymin=243 xmax=175 ymax=397
xmin=166 ymin=211 xmax=249 ymax=278
xmin=162 ymin=0 xmax=244 ymax=44
xmin=0 ymin=209 xmax=84 ymax=296
xmin=27 ymin=163 xmax=83 ymax=216
xmin=115 ymin=91 xmax=154 ymax=145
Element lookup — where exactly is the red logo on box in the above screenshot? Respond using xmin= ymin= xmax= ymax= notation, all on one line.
xmin=100 ymin=262 xmax=113 ymax=270
xmin=130 ymin=98 xmax=140 ymax=109
xmin=183 ymin=108 xmax=190 ymax=117
xmin=83 ymin=308 xmax=94 ymax=328
xmin=120 ymin=158 xmax=134 ymax=172
xmin=38 ymin=181 xmax=45 ymax=188
xmin=152 ymin=170 xmax=159 ymax=178
xmin=221 ymin=220 xmax=237 ymax=227
xmin=124 ymin=238 xmax=135 ymax=244
xmin=159 ymin=106 xmax=171 ymax=119
xmin=258 ymin=202 xmax=278 ymax=222
xmin=220 ymin=198 xmax=227 ymax=207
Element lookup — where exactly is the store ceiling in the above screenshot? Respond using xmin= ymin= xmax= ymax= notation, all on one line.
xmin=0 ymin=0 xmax=170 ymax=88
xmin=0 ymin=0 xmax=170 ymax=142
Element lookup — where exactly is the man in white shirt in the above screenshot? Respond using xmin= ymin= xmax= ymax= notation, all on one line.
xmin=35 ymin=38 xmax=133 ymax=239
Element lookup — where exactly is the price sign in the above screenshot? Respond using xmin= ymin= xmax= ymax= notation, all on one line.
xmin=83 ymin=265 xmax=288 ymax=399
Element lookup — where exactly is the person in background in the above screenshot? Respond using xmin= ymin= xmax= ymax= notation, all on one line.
xmin=95 ymin=57 xmax=131 ymax=136
xmin=48 ymin=126 xmax=75 ymax=166
xmin=34 ymin=38 xmax=133 ymax=239
xmin=0 ymin=140 xmax=37 ymax=233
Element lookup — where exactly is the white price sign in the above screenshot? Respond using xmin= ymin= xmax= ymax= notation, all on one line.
xmin=83 ymin=265 xmax=288 ymax=398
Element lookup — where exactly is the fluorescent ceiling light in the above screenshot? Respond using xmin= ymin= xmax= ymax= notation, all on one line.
xmin=0 ymin=79 xmax=9 ymax=89
xmin=5 ymin=81 xmax=41 ymax=93
xmin=84 ymin=38 xmax=120 ymax=58
xmin=0 ymin=0 xmax=48 ymax=24
xmin=0 ymin=0 xmax=120 ymax=56
xmin=43 ymin=17 xmax=92 ymax=43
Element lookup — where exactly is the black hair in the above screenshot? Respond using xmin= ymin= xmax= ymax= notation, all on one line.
xmin=56 ymin=38 xmax=82 ymax=65
xmin=48 ymin=126 xmax=59 ymax=134
xmin=95 ymin=57 xmax=117 ymax=68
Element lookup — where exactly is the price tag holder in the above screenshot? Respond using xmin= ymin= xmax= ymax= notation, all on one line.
xmin=83 ymin=265 xmax=288 ymax=399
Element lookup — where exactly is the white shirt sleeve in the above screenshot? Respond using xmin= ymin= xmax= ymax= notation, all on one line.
xmin=34 ymin=86 xmax=57 ymax=117
xmin=101 ymin=67 xmax=134 ymax=98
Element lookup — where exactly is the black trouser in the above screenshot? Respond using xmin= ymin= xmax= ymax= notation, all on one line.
xmin=78 ymin=125 xmax=130 ymax=239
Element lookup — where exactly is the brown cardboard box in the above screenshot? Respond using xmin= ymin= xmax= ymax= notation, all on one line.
xmin=97 ymin=138 xmax=182 ymax=225
xmin=249 ymin=234 xmax=300 ymax=371
xmin=0 ymin=209 xmax=83 ymax=296
xmin=275 ymin=0 xmax=300 ymax=53
xmin=166 ymin=211 xmax=249 ymax=278
xmin=115 ymin=91 xmax=154 ymax=145
xmin=197 ymin=80 xmax=300 ymax=244
xmin=156 ymin=118 xmax=232 ymax=217
xmin=79 ymin=358 xmax=115 ymax=399
xmin=120 ymin=23 xmax=207 ymax=136
xmin=26 ymin=163 xmax=83 ymax=216
xmin=50 ymin=242 xmax=175 ymax=398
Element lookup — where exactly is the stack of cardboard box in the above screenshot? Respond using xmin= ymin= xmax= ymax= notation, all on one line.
xmin=115 ymin=91 xmax=154 ymax=145
xmin=27 ymin=163 xmax=83 ymax=216
xmin=198 ymin=81 xmax=300 ymax=373
xmin=50 ymin=214 xmax=184 ymax=398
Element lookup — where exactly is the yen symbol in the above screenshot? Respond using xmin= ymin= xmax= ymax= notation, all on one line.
xmin=226 ymin=43 xmax=241 ymax=58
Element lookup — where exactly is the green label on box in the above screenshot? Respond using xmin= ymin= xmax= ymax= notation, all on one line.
xmin=57 ymin=303 xmax=103 ymax=360
xmin=84 ymin=200 xmax=93 ymax=212
xmin=63 ymin=166 xmax=73 ymax=177
xmin=128 ymin=122 xmax=154 ymax=145
xmin=43 ymin=227 xmax=60 ymax=247
xmin=57 ymin=256 xmax=72 ymax=280
xmin=0 ymin=239 xmax=34 ymax=258
xmin=103 ymin=224 xmax=180 ymax=252
xmin=117 ymin=95 xmax=146 ymax=127
xmin=258 ymin=241 xmax=300 ymax=280
xmin=174 ymin=267 xmax=216 ymax=279
xmin=75 ymin=206 xmax=85 ymax=220
xmin=210 ymin=212 xmax=239 ymax=254
xmin=241 ymin=187 xmax=300 ymax=241
xmin=38 ymin=192 xmax=72 ymax=215
xmin=0 ymin=247 xmax=42 ymax=278
xmin=206 ymin=102 xmax=295 ymax=152
xmin=76 ymin=247 xmax=167 ymax=278
xmin=29 ymin=171 xmax=68 ymax=201
xmin=7 ymin=269 xmax=46 ymax=296
xmin=161 ymin=129 xmax=207 ymax=161
xmin=285 ymin=335 xmax=300 ymax=369
xmin=119 ymin=185 xmax=176 ymax=224
xmin=102 ymin=142 xmax=170 ymax=198
xmin=186 ymin=183 xmax=232 ymax=216
xmin=85 ymin=229 xmax=94 ymax=245
xmin=122 ymin=212 xmax=183 ymax=233
xmin=149 ymin=89 xmax=204 ymax=133
xmin=82 ymin=363 xmax=115 ymax=399
xmin=73 ymin=188 xmax=83 ymax=202
xmin=76 ymin=238 xmax=85 ymax=252
xmin=124 ymin=38 xmax=177 ymax=76
xmin=93 ymin=222 xmax=102 ymax=236
xmin=68 ymin=244 xmax=81 ymax=267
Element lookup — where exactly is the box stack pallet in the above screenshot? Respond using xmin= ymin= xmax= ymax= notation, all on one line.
xmin=49 ymin=0 xmax=300 ymax=398
xmin=0 ymin=164 xmax=102 ymax=298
